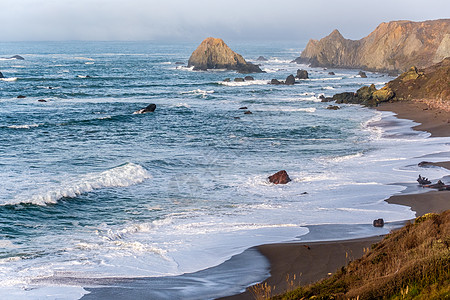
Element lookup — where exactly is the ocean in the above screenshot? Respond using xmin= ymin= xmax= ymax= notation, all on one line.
xmin=1 ymin=41 xmax=449 ymax=299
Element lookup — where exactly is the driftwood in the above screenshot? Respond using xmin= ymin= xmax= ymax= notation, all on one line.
xmin=423 ymin=180 xmax=450 ymax=191
xmin=417 ymin=175 xmax=431 ymax=185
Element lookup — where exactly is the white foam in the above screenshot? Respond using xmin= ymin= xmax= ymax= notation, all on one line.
xmin=1 ymin=77 xmax=18 ymax=82
xmin=308 ymin=77 xmax=343 ymax=81
xmin=5 ymin=163 xmax=151 ymax=206
xmin=7 ymin=124 xmax=40 ymax=129
xmin=255 ymin=107 xmax=316 ymax=113
xmin=180 ymin=89 xmax=214 ymax=96
xmin=219 ymin=79 xmax=269 ymax=87
xmin=84 ymin=62 xmax=94 ymax=65
xmin=323 ymin=86 xmax=335 ymax=90
xmin=76 ymin=75 xmax=90 ymax=78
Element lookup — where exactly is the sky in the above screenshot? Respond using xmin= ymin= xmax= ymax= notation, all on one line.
xmin=1 ymin=0 xmax=449 ymax=42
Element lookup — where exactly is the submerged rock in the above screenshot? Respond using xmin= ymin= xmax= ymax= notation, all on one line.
xmin=10 ymin=55 xmax=25 ymax=60
xmin=17 ymin=95 xmax=26 ymax=99
xmin=239 ymin=106 xmax=248 ymax=110
xmin=38 ymin=99 xmax=47 ymax=102
xmin=296 ymin=69 xmax=309 ymax=79
xmin=268 ymin=170 xmax=291 ymax=184
xmin=223 ymin=78 xmax=231 ymax=82
xmin=244 ymin=110 xmax=253 ymax=114
xmin=134 ymin=103 xmax=156 ymax=114
xmin=256 ymin=56 xmax=268 ymax=61
xmin=187 ymin=37 xmax=263 ymax=73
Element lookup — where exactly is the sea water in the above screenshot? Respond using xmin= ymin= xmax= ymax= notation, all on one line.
xmin=0 ymin=41 xmax=449 ymax=299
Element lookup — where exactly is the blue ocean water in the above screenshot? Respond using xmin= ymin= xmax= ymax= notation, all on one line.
xmin=1 ymin=41 xmax=449 ymax=299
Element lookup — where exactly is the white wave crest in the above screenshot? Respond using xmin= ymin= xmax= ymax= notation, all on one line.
xmin=85 ymin=62 xmax=94 ymax=65
xmin=6 ymin=163 xmax=151 ymax=206
xmin=180 ymin=89 xmax=214 ymax=97
xmin=308 ymin=77 xmax=343 ymax=81
xmin=322 ymin=86 xmax=335 ymax=90
xmin=7 ymin=124 xmax=41 ymax=129
xmin=255 ymin=107 xmax=316 ymax=113
xmin=1 ymin=77 xmax=17 ymax=82
xmin=219 ymin=79 xmax=269 ymax=87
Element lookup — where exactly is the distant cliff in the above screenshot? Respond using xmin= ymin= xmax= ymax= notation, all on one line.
xmin=188 ymin=37 xmax=263 ymax=73
xmin=294 ymin=19 xmax=450 ymax=73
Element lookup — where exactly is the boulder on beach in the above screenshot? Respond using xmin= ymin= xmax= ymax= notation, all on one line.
xmin=187 ymin=37 xmax=263 ymax=73
xmin=256 ymin=56 xmax=268 ymax=61
xmin=134 ymin=103 xmax=156 ymax=114
xmin=296 ymin=69 xmax=309 ymax=79
xmin=285 ymin=74 xmax=295 ymax=85
xmin=268 ymin=170 xmax=291 ymax=184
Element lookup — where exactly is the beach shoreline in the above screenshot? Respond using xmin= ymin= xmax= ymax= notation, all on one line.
xmin=220 ymin=100 xmax=450 ymax=300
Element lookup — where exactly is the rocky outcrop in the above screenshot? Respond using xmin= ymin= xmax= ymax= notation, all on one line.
xmin=188 ymin=37 xmax=263 ymax=73
xmin=285 ymin=75 xmax=295 ymax=85
xmin=294 ymin=19 xmax=450 ymax=72
xmin=0 ymin=71 xmax=3 ymax=78
xmin=324 ymin=57 xmax=450 ymax=107
xmin=256 ymin=56 xmax=268 ymax=61
xmin=268 ymin=170 xmax=291 ymax=184
xmin=10 ymin=55 xmax=24 ymax=60
xmin=383 ymin=57 xmax=450 ymax=103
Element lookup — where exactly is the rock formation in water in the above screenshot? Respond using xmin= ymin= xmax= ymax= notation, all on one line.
xmin=134 ymin=103 xmax=156 ymax=114
xmin=188 ymin=37 xmax=263 ymax=73
xmin=0 ymin=71 xmax=3 ymax=78
xmin=294 ymin=19 xmax=450 ymax=73
xmin=268 ymin=170 xmax=291 ymax=184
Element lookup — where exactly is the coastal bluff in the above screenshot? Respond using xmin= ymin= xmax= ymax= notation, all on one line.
xmin=294 ymin=19 xmax=450 ymax=73
xmin=188 ymin=37 xmax=263 ymax=73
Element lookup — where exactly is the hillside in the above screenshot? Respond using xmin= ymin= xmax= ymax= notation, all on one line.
xmin=294 ymin=19 xmax=450 ymax=73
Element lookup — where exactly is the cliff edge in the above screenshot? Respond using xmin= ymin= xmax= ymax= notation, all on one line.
xmin=295 ymin=19 xmax=450 ymax=73
xmin=188 ymin=37 xmax=263 ymax=73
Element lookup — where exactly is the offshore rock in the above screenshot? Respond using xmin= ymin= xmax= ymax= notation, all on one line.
xmin=270 ymin=79 xmax=282 ymax=85
xmin=134 ymin=103 xmax=156 ymax=114
xmin=0 ymin=71 xmax=3 ymax=78
xmin=244 ymin=76 xmax=254 ymax=81
xmin=358 ymin=71 xmax=367 ymax=78
xmin=10 ymin=55 xmax=25 ymax=60
xmin=256 ymin=56 xmax=268 ymax=61
xmin=328 ymin=71 xmax=335 ymax=75
xmin=373 ymin=219 xmax=385 ymax=227
xmin=188 ymin=37 xmax=263 ymax=73
xmin=268 ymin=170 xmax=291 ymax=184
xmin=327 ymin=105 xmax=340 ymax=110
xmin=285 ymin=74 xmax=295 ymax=85
xmin=234 ymin=78 xmax=244 ymax=82
xmin=294 ymin=19 xmax=450 ymax=73
xmin=296 ymin=69 xmax=309 ymax=79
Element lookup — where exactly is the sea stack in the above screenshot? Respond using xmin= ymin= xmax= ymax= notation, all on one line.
xmin=188 ymin=37 xmax=263 ymax=73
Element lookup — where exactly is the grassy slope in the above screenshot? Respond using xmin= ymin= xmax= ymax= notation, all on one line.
xmin=270 ymin=211 xmax=450 ymax=300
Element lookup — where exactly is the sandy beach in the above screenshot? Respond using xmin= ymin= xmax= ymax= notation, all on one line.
xmin=221 ymin=100 xmax=450 ymax=300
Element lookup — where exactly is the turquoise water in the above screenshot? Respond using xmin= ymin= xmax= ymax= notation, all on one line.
xmin=1 ymin=41 xmax=449 ymax=299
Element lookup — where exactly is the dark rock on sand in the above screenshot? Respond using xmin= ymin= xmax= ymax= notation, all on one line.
xmin=256 ymin=56 xmax=268 ymax=61
xmin=373 ymin=219 xmax=384 ymax=227
xmin=358 ymin=71 xmax=367 ymax=78
xmin=327 ymin=105 xmax=340 ymax=110
xmin=268 ymin=170 xmax=291 ymax=184
xmin=423 ymin=180 xmax=449 ymax=190
xmin=244 ymin=76 xmax=254 ymax=81
xmin=17 ymin=95 xmax=26 ymax=99
xmin=188 ymin=37 xmax=263 ymax=73
xmin=285 ymin=74 xmax=295 ymax=85
xmin=134 ymin=103 xmax=156 ymax=114
xmin=234 ymin=78 xmax=244 ymax=82
xmin=296 ymin=69 xmax=309 ymax=79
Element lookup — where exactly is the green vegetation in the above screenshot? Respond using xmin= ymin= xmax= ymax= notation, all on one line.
xmin=264 ymin=210 xmax=450 ymax=300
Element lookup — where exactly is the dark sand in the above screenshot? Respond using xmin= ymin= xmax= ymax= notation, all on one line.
xmin=221 ymin=100 xmax=450 ymax=300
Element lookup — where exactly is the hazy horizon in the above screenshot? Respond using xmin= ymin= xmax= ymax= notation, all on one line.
xmin=1 ymin=0 xmax=449 ymax=43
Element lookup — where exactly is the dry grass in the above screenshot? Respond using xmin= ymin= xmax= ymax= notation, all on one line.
xmin=271 ymin=211 xmax=450 ymax=300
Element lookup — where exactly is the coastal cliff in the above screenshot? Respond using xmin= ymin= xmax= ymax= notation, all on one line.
xmin=188 ymin=37 xmax=263 ymax=73
xmin=295 ymin=19 xmax=450 ymax=73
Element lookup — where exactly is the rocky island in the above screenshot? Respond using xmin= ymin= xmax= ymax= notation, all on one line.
xmin=294 ymin=19 xmax=450 ymax=73
xmin=188 ymin=37 xmax=263 ymax=73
